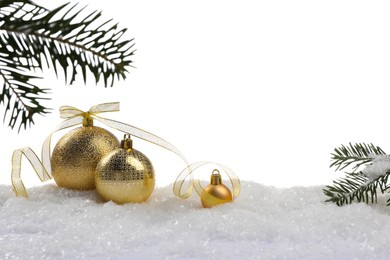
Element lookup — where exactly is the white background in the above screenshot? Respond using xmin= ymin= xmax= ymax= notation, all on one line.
xmin=1 ymin=0 xmax=390 ymax=188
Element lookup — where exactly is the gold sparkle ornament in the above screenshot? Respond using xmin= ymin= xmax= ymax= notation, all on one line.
xmin=95 ymin=134 xmax=155 ymax=204
xmin=51 ymin=118 xmax=119 ymax=190
xmin=201 ymin=169 xmax=233 ymax=208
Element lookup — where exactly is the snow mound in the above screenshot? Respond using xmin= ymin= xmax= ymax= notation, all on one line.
xmin=1 ymin=181 xmax=390 ymax=259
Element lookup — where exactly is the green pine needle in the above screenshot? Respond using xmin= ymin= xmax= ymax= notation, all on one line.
xmin=0 ymin=1 xmax=135 ymax=131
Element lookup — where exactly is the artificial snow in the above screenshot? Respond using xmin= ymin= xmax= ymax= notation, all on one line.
xmin=1 ymin=182 xmax=390 ymax=259
xmin=362 ymin=154 xmax=390 ymax=181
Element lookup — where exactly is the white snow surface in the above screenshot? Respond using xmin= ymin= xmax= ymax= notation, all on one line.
xmin=1 ymin=181 xmax=390 ymax=259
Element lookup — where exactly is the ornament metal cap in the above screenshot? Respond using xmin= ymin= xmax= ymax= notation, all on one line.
xmin=210 ymin=169 xmax=222 ymax=185
xmin=121 ymin=134 xmax=133 ymax=150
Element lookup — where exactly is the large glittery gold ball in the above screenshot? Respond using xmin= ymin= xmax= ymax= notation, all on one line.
xmin=95 ymin=146 xmax=155 ymax=204
xmin=51 ymin=126 xmax=119 ymax=190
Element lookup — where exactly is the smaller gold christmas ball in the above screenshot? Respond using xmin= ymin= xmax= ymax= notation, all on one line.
xmin=51 ymin=124 xmax=119 ymax=190
xmin=201 ymin=169 xmax=233 ymax=208
xmin=95 ymin=134 xmax=155 ymax=204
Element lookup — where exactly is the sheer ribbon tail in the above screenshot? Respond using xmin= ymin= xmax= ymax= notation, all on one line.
xmin=11 ymin=147 xmax=51 ymax=197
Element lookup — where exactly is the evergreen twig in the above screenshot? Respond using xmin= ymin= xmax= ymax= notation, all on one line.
xmin=325 ymin=143 xmax=390 ymax=206
xmin=324 ymin=172 xmax=390 ymax=206
xmin=330 ymin=143 xmax=385 ymax=172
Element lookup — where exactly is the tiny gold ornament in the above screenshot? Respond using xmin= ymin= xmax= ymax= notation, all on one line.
xmin=201 ymin=169 xmax=233 ymax=208
xmin=174 ymin=162 xmax=240 ymax=207
xmin=51 ymin=118 xmax=119 ymax=190
xmin=95 ymin=134 xmax=155 ymax=204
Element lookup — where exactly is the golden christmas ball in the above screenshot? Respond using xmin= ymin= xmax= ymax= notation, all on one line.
xmin=51 ymin=119 xmax=119 ymax=190
xmin=95 ymin=134 xmax=155 ymax=204
xmin=201 ymin=169 xmax=233 ymax=208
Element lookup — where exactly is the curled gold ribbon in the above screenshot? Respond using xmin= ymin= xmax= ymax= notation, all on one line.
xmin=11 ymin=147 xmax=51 ymax=197
xmin=12 ymin=102 xmax=189 ymax=197
xmin=173 ymin=161 xmax=241 ymax=200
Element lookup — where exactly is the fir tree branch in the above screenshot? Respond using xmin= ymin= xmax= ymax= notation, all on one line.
xmin=0 ymin=0 xmax=135 ymax=130
xmin=324 ymin=171 xmax=390 ymax=206
xmin=330 ymin=143 xmax=386 ymax=172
